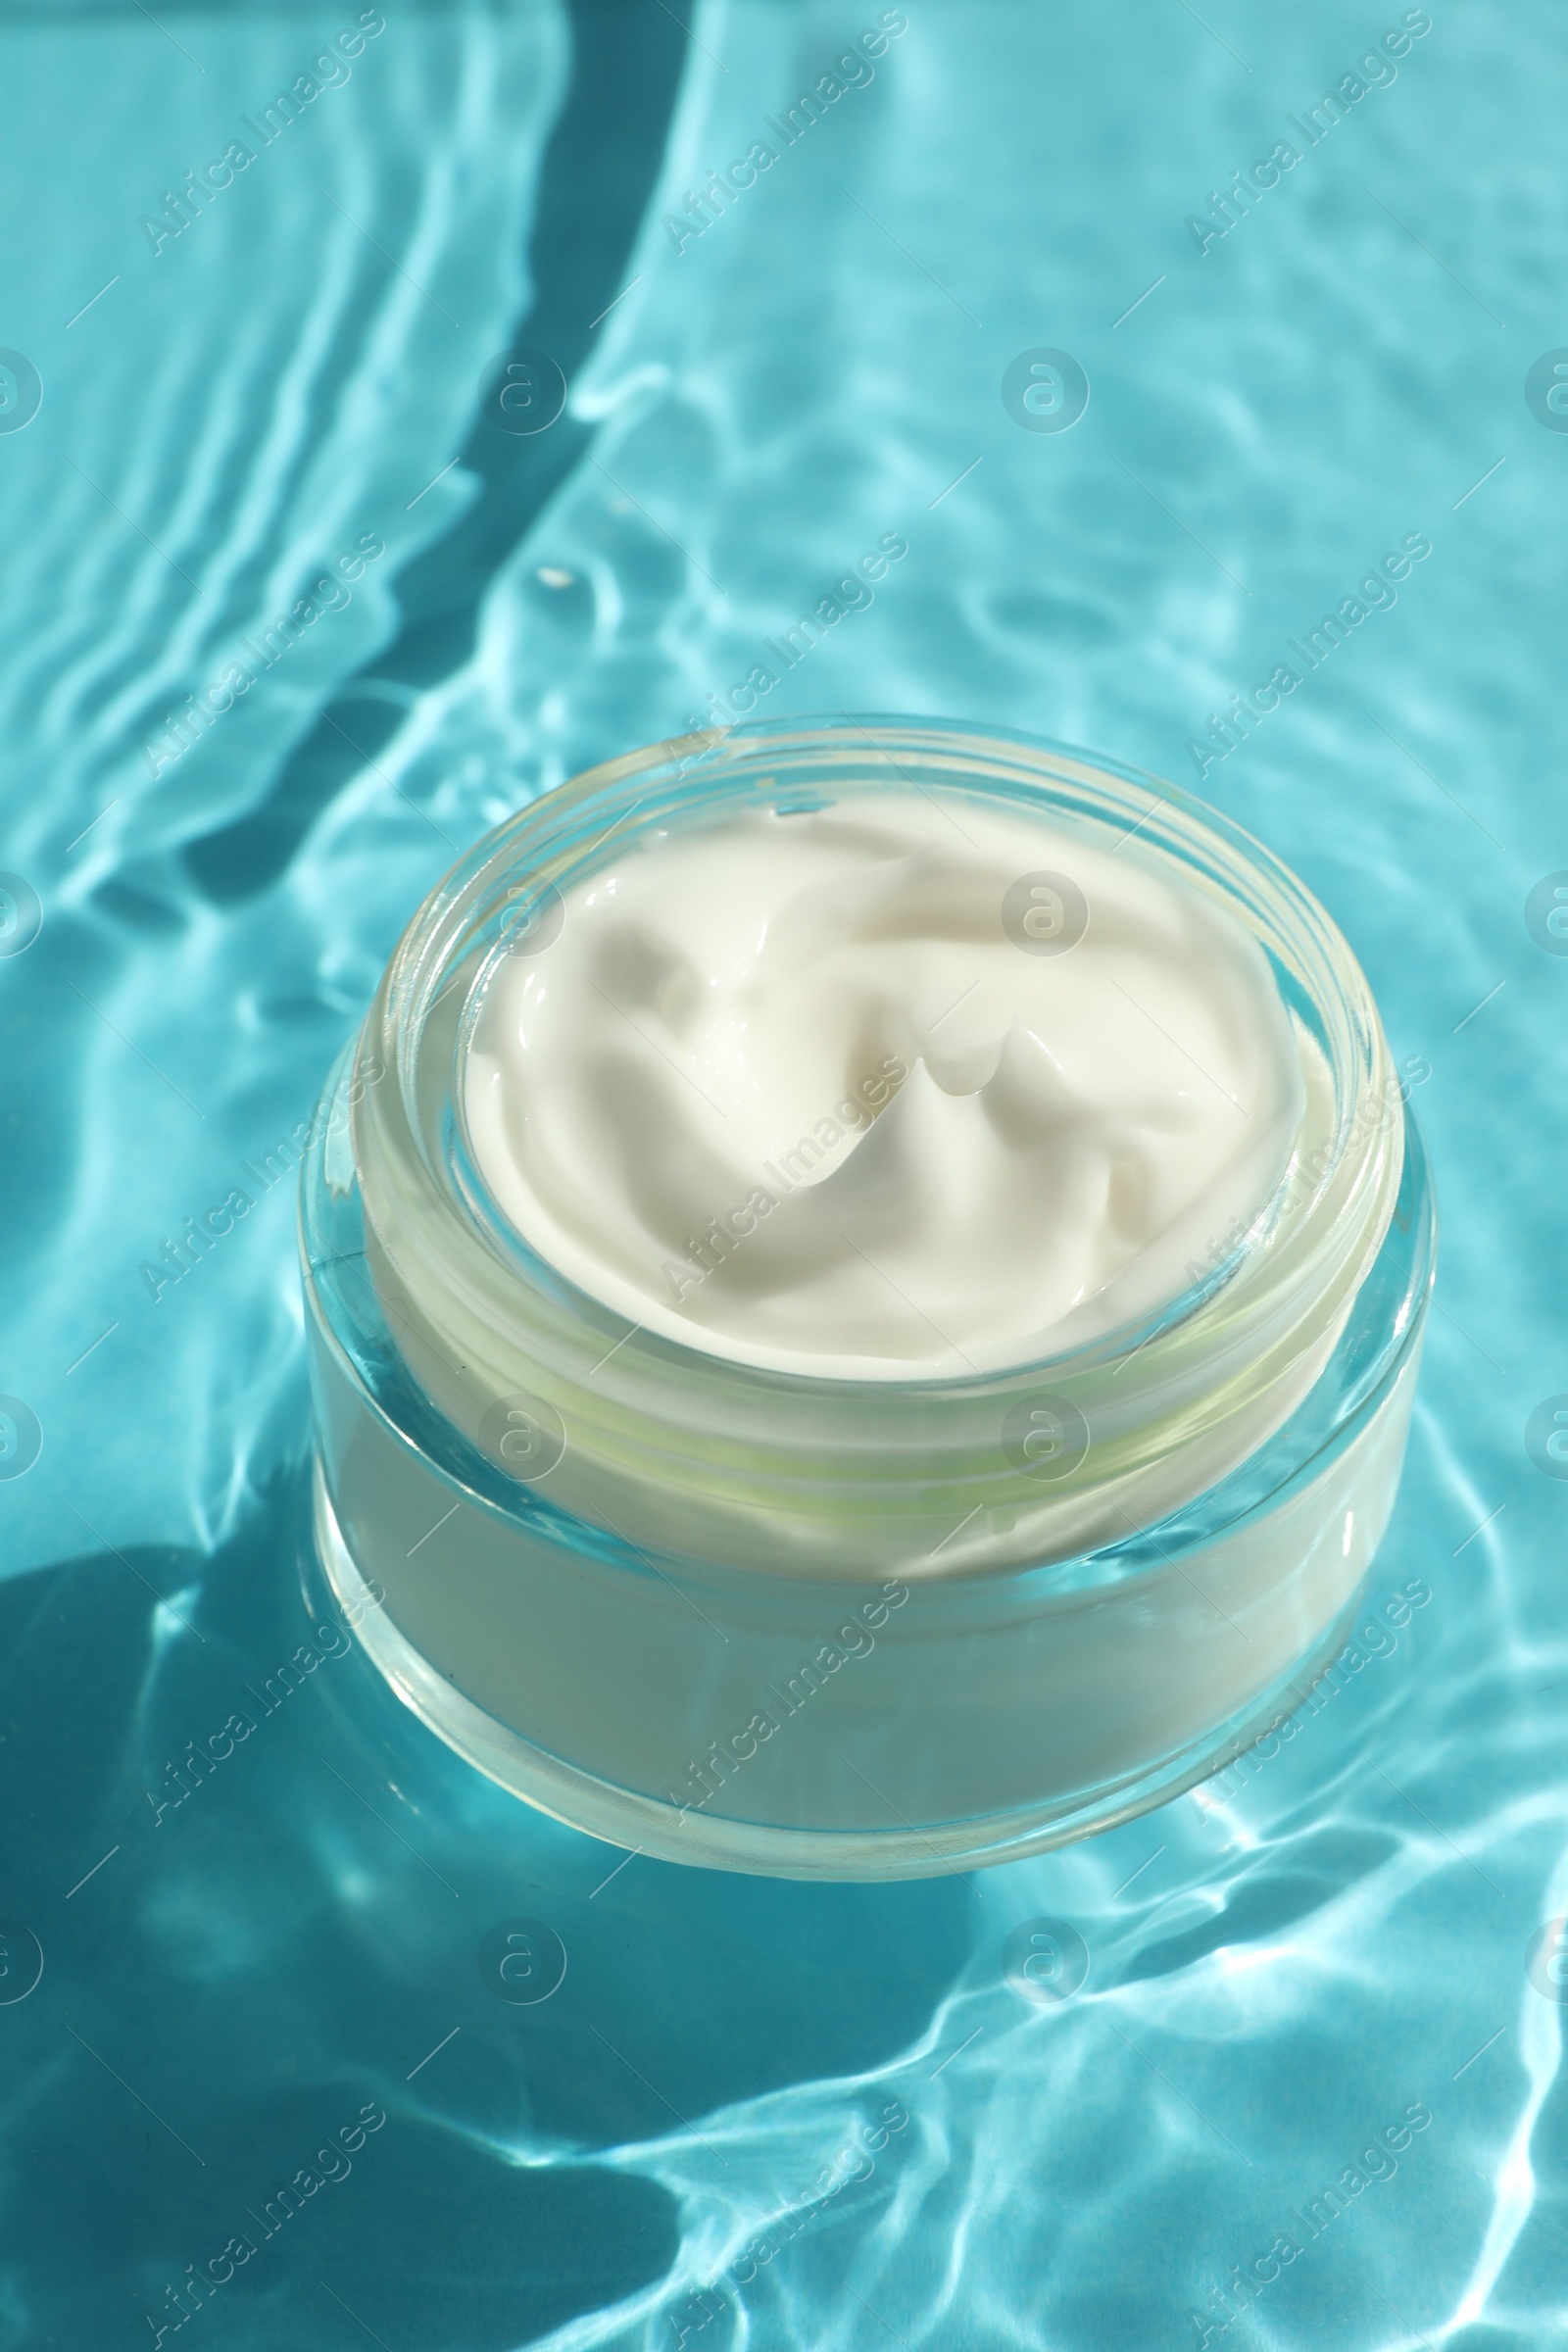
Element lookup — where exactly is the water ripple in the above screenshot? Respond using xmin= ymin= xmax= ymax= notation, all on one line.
xmin=0 ymin=1 xmax=1564 ymax=2344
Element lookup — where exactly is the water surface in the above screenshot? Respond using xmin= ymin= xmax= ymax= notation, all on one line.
xmin=0 ymin=3 xmax=1564 ymax=2345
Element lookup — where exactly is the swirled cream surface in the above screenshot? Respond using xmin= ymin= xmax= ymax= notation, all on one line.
xmin=463 ymin=798 xmax=1306 ymax=1377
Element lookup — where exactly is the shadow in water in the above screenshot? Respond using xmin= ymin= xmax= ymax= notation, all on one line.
xmin=0 ymin=1455 xmax=973 ymax=2346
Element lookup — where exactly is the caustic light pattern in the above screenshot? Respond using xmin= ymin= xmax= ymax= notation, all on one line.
xmin=0 ymin=2 xmax=1564 ymax=2347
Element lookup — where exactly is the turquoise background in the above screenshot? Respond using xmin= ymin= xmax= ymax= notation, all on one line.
xmin=0 ymin=2 xmax=1564 ymax=2344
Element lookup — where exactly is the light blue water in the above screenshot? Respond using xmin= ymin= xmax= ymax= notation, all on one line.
xmin=0 ymin=3 xmax=1564 ymax=2344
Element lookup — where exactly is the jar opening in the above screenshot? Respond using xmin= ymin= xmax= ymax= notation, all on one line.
xmin=349 ymin=717 xmax=1403 ymax=1581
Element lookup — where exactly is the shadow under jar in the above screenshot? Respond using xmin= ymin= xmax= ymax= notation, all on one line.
xmin=300 ymin=716 xmax=1434 ymax=1880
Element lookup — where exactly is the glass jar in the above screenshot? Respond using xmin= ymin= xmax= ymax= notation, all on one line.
xmin=300 ymin=716 xmax=1434 ymax=1880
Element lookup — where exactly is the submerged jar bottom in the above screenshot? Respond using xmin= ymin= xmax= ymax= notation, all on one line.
xmin=302 ymin=1087 xmax=1433 ymax=1883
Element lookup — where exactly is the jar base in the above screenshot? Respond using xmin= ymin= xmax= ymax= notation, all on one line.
xmin=311 ymin=1456 xmax=1388 ymax=1883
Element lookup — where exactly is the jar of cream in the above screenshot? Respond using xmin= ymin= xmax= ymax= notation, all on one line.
xmin=301 ymin=716 xmax=1434 ymax=1879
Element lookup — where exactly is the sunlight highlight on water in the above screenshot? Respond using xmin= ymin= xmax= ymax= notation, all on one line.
xmin=0 ymin=2 xmax=1564 ymax=2344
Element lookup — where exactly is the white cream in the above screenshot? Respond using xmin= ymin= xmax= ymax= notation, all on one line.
xmin=463 ymin=797 xmax=1306 ymax=1377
